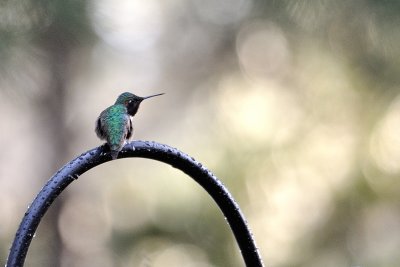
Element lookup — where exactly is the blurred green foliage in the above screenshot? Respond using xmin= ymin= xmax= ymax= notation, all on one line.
xmin=1 ymin=0 xmax=400 ymax=266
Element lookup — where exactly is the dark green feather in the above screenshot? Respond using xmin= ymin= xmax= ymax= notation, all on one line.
xmin=95 ymin=104 xmax=132 ymax=159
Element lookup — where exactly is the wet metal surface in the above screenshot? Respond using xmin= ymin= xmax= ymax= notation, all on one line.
xmin=6 ymin=141 xmax=264 ymax=267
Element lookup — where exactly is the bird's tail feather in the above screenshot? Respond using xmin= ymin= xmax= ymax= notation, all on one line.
xmin=110 ymin=150 xmax=119 ymax=160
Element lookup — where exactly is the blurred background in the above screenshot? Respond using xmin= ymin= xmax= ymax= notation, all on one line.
xmin=1 ymin=0 xmax=400 ymax=266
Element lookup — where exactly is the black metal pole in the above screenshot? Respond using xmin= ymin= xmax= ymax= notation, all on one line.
xmin=6 ymin=141 xmax=264 ymax=267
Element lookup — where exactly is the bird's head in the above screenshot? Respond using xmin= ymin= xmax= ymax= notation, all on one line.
xmin=115 ymin=92 xmax=164 ymax=116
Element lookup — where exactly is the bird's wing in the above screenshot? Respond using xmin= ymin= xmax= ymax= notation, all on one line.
xmin=95 ymin=115 xmax=105 ymax=140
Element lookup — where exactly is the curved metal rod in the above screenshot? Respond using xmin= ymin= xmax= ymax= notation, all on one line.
xmin=6 ymin=141 xmax=264 ymax=267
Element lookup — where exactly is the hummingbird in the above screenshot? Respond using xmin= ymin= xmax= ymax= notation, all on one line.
xmin=95 ymin=92 xmax=164 ymax=159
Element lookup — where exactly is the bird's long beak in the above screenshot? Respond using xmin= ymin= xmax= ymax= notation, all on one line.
xmin=142 ymin=93 xmax=164 ymax=100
